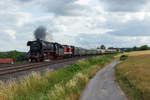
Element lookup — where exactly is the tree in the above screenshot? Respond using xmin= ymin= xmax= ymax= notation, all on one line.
xmin=133 ymin=46 xmax=138 ymax=51
xmin=125 ymin=48 xmax=133 ymax=52
xmin=116 ymin=48 xmax=121 ymax=52
xmin=100 ymin=45 xmax=106 ymax=49
xmin=139 ymin=45 xmax=149 ymax=50
xmin=0 ymin=51 xmax=27 ymax=62
xmin=7 ymin=50 xmax=27 ymax=62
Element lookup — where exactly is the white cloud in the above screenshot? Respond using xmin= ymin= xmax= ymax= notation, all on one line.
xmin=99 ymin=0 xmax=150 ymax=12
xmin=5 ymin=29 xmax=16 ymax=39
xmin=17 ymin=0 xmax=90 ymax=16
xmin=1 ymin=0 xmax=150 ymax=51
xmin=76 ymin=0 xmax=91 ymax=5
xmin=16 ymin=12 xmax=33 ymax=27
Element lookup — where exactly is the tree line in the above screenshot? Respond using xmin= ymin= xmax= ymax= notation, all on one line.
xmin=98 ymin=44 xmax=150 ymax=52
xmin=126 ymin=45 xmax=150 ymax=52
xmin=0 ymin=50 xmax=27 ymax=62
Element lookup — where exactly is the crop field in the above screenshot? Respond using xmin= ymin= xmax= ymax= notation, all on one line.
xmin=115 ymin=54 xmax=150 ymax=100
xmin=0 ymin=55 xmax=114 ymax=100
xmin=116 ymin=50 xmax=150 ymax=57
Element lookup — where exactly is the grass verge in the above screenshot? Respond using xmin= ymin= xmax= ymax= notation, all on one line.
xmin=0 ymin=55 xmax=115 ymax=100
xmin=115 ymin=55 xmax=150 ymax=100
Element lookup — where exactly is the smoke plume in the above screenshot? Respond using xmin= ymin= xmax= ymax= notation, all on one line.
xmin=34 ymin=26 xmax=47 ymax=40
xmin=34 ymin=26 xmax=53 ymax=41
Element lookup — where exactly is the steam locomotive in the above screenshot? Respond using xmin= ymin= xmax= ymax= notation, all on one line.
xmin=27 ymin=39 xmax=116 ymax=62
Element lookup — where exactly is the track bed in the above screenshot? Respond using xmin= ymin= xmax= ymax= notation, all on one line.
xmin=0 ymin=56 xmax=97 ymax=82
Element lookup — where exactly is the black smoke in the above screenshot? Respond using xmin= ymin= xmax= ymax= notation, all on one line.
xmin=34 ymin=26 xmax=47 ymax=40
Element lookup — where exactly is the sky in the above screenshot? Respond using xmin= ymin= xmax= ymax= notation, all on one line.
xmin=1 ymin=0 xmax=150 ymax=51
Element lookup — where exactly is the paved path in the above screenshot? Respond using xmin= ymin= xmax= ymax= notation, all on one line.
xmin=80 ymin=59 xmax=127 ymax=100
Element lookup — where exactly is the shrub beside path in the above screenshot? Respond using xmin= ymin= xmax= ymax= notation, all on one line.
xmin=80 ymin=59 xmax=127 ymax=100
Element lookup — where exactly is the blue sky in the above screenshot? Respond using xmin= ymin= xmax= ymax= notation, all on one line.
xmin=1 ymin=0 xmax=150 ymax=51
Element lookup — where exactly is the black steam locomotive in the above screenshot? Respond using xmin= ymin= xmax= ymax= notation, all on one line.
xmin=27 ymin=39 xmax=117 ymax=62
xmin=27 ymin=39 xmax=64 ymax=62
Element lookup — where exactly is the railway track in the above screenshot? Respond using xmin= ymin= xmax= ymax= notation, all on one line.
xmin=0 ymin=62 xmax=51 ymax=76
xmin=0 ymin=56 xmax=94 ymax=77
xmin=0 ymin=62 xmax=30 ymax=68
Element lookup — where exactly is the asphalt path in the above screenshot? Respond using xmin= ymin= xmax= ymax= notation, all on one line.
xmin=80 ymin=59 xmax=127 ymax=100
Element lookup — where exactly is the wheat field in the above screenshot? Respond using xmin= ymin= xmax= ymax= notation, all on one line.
xmin=116 ymin=54 xmax=150 ymax=100
xmin=116 ymin=50 xmax=150 ymax=57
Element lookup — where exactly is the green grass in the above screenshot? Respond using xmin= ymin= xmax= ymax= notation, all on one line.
xmin=0 ymin=55 xmax=115 ymax=100
xmin=115 ymin=55 xmax=150 ymax=100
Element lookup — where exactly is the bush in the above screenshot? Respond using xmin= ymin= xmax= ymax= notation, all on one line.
xmin=0 ymin=50 xmax=27 ymax=62
xmin=120 ymin=55 xmax=128 ymax=61
xmin=139 ymin=45 xmax=149 ymax=50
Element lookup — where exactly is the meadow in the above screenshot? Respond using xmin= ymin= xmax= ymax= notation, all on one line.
xmin=0 ymin=55 xmax=114 ymax=100
xmin=115 ymin=53 xmax=150 ymax=100
xmin=116 ymin=50 xmax=150 ymax=57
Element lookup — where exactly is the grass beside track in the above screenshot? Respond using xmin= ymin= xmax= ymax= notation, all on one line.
xmin=115 ymin=55 xmax=150 ymax=100
xmin=0 ymin=55 xmax=114 ymax=100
